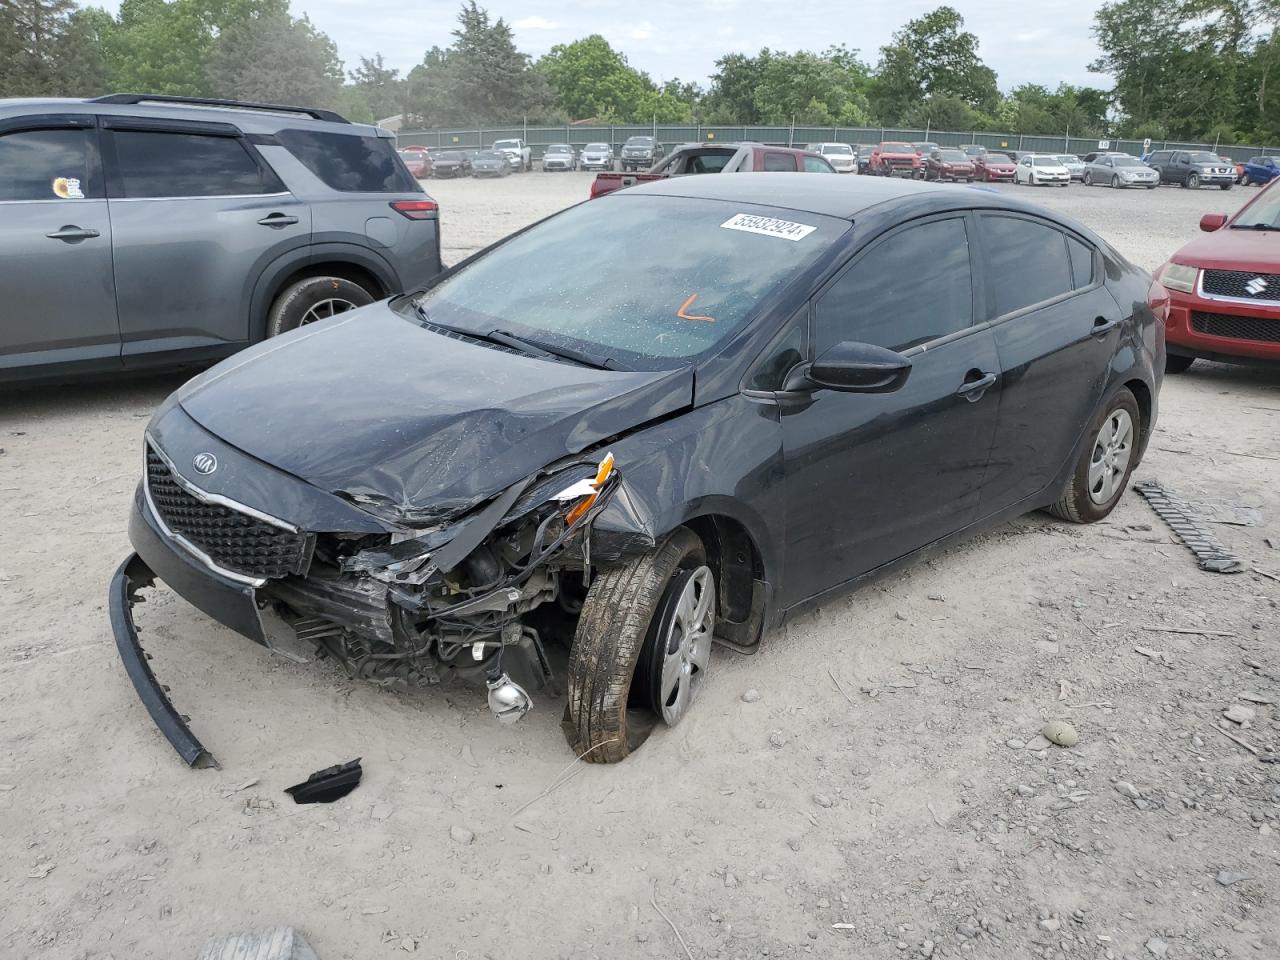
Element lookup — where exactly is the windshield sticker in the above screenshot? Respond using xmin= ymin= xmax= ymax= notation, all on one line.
xmin=52 ymin=177 xmax=84 ymax=199
xmin=721 ymin=213 xmax=816 ymax=242
xmin=677 ymin=293 xmax=714 ymax=322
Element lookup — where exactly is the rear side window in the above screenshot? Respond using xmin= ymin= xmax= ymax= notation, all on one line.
xmin=816 ymin=217 xmax=973 ymax=353
xmin=111 ymin=131 xmax=280 ymax=198
xmin=0 ymin=128 xmax=100 ymax=201
xmin=1067 ymin=237 xmax=1094 ymax=289
xmin=763 ymin=152 xmax=797 ymax=171
xmin=983 ymin=215 xmax=1074 ymax=316
xmin=277 ymin=129 xmax=417 ymax=192
xmin=804 ymin=156 xmax=832 ymax=172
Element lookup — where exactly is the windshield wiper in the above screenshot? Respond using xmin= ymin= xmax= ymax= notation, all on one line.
xmin=1229 ymin=222 xmax=1280 ymax=231
xmin=488 ymin=329 xmax=629 ymax=371
xmin=414 ymin=304 xmax=628 ymax=371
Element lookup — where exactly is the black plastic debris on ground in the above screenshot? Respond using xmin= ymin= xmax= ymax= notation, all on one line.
xmin=1133 ymin=479 xmax=1244 ymax=573
xmin=284 ymin=758 xmax=362 ymax=804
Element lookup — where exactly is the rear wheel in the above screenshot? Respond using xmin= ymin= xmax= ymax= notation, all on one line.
xmin=565 ymin=528 xmax=712 ymax=762
xmin=1165 ymin=354 xmax=1196 ymax=374
xmin=266 ymin=276 xmax=375 ymax=338
xmin=1049 ymin=388 xmax=1141 ymax=524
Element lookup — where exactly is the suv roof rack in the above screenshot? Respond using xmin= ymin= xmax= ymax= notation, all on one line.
xmin=91 ymin=94 xmax=349 ymax=125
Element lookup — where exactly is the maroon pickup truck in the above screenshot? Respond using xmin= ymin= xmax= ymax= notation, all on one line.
xmin=589 ymin=142 xmax=834 ymax=198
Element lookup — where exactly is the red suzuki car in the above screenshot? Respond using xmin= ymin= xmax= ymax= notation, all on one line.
xmin=1157 ymin=180 xmax=1280 ymax=370
xmin=974 ymin=151 xmax=1017 ymax=182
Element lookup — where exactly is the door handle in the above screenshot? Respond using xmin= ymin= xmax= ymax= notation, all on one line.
xmin=257 ymin=213 xmax=299 ymax=227
xmin=956 ymin=371 xmax=997 ymax=401
xmin=45 ymin=225 xmax=100 ymax=243
xmin=1091 ymin=316 xmax=1120 ymax=337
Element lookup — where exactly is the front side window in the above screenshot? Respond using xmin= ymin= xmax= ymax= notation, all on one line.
xmin=112 ymin=130 xmax=279 ymax=198
xmin=982 ymin=215 xmax=1074 ymax=316
xmin=815 ymin=217 xmax=973 ymax=354
xmin=415 ymin=195 xmax=847 ymax=368
xmin=763 ymin=152 xmax=798 ymax=171
xmin=0 ymin=127 xmax=100 ymax=201
xmin=277 ymin=129 xmax=416 ymax=193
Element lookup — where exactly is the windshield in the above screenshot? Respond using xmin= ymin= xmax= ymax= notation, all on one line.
xmin=985 ymin=153 xmax=1012 ymax=163
xmin=494 ymin=140 xmax=520 ymax=150
xmin=626 ymin=137 xmax=655 ymax=146
xmin=399 ymin=151 xmax=425 ymax=161
xmin=585 ymin=143 xmax=609 ymax=151
xmin=1031 ymin=156 xmax=1060 ymax=166
xmin=1232 ymin=189 xmax=1280 ymax=228
xmin=822 ymin=144 xmax=853 ymax=155
xmin=1187 ymin=152 xmax=1218 ymax=163
xmin=882 ymin=142 xmax=912 ymax=151
xmin=413 ymin=195 xmax=846 ymax=368
xmin=475 ymin=151 xmax=501 ymax=161
xmin=436 ymin=151 xmax=461 ymax=161
xmin=547 ymin=145 xmax=571 ymax=153
xmin=1112 ymin=156 xmax=1143 ymax=167
xmin=938 ymin=150 xmax=967 ymax=163
xmin=1056 ymin=155 xmax=1078 ymax=164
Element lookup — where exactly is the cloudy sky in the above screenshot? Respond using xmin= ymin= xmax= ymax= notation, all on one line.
xmin=285 ymin=0 xmax=1111 ymax=91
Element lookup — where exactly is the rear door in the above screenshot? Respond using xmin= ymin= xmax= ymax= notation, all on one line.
xmin=0 ymin=116 xmax=121 ymax=375
xmin=102 ymin=118 xmax=311 ymax=364
xmin=975 ymin=213 xmax=1120 ymax=512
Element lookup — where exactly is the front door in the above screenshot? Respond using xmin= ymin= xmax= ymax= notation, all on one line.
xmin=780 ymin=214 xmax=1002 ymax=607
xmin=0 ymin=118 xmax=121 ymax=376
xmin=102 ymin=120 xmax=311 ymax=364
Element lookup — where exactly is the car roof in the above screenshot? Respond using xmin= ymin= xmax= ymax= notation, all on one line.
xmin=623 ymin=172 xmax=1005 ymax=220
xmin=0 ymin=96 xmax=381 ymax=138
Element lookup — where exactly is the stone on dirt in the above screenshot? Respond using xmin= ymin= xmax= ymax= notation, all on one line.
xmin=1042 ymin=720 xmax=1079 ymax=747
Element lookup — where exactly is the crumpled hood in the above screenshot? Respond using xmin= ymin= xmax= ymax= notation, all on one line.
xmin=178 ymin=305 xmax=694 ymax=524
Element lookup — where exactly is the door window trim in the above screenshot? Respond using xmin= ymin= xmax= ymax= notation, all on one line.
xmin=973 ymin=211 xmax=1100 ymax=326
xmin=806 ymin=210 xmax=988 ymax=359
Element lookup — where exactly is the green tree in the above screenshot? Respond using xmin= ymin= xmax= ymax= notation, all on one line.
xmin=877 ymin=6 xmax=999 ymax=114
xmin=703 ymin=46 xmax=870 ymax=125
xmin=537 ymin=34 xmax=656 ymax=121
xmin=206 ymin=8 xmax=343 ymax=107
xmin=0 ymin=0 xmax=82 ymax=96
xmin=349 ymin=53 xmax=403 ymax=123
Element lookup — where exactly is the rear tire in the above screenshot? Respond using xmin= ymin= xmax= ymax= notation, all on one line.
xmin=1165 ymin=354 xmax=1196 ymax=374
xmin=1048 ymin=388 xmax=1141 ymax=524
xmin=266 ymin=276 xmax=375 ymax=338
xmin=565 ymin=528 xmax=709 ymax=763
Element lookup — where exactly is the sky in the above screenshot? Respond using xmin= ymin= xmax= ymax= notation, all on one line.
xmin=300 ymin=0 xmax=1113 ymax=91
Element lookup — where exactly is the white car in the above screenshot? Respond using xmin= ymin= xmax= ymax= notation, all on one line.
xmin=578 ymin=142 xmax=614 ymax=171
xmin=804 ymin=142 xmax=858 ymax=173
xmin=1015 ymin=154 xmax=1071 ymax=187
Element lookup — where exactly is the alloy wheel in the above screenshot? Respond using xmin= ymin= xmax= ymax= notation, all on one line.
xmin=1088 ymin=408 xmax=1134 ymax=505
xmin=652 ymin=566 xmax=714 ymax=726
xmin=300 ymin=297 xmax=357 ymax=326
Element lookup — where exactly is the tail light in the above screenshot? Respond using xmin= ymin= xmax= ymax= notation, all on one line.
xmin=1147 ymin=278 xmax=1171 ymax=324
xmin=390 ymin=200 xmax=438 ymax=220
xmin=589 ymin=178 xmax=612 ymax=199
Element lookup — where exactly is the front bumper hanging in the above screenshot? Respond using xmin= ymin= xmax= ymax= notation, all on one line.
xmin=109 ymin=553 xmax=217 ymax=768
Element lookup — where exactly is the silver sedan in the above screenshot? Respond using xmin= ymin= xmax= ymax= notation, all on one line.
xmin=1082 ymin=154 xmax=1159 ymax=189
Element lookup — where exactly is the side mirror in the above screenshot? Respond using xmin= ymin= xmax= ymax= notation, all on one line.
xmin=785 ymin=341 xmax=912 ymax=394
xmin=1200 ymin=213 xmax=1227 ymax=232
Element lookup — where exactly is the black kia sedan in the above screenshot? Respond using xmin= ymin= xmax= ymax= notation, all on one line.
xmin=112 ymin=174 xmax=1166 ymax=767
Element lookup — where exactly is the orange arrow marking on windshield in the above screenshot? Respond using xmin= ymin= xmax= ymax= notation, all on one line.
xmin=677 ymin=293 xmax=714 ymax=322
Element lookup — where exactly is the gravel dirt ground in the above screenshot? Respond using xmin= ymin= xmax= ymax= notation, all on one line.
xmin=2 ymin=172 xmax=1278 ymax=960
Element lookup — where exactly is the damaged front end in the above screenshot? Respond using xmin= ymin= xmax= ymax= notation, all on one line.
xmin=265 ymin=454 xmax=621 ymax=716
xmin=113 ymin=442 xmax=623 ymax=764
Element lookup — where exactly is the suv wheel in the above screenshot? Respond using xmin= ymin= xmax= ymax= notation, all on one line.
xmin=267 ymin=276 xmax=375 ymax=338
xmin=1165 ymin=354 xmax=1195 ymax=374
xmin=565 ymin=527 xmax=712 ymax=762
xmin=1048 ymin=388 xmax=1141 ymax=524
xmin=1187 ymin=172 xmax=1200 ymax=189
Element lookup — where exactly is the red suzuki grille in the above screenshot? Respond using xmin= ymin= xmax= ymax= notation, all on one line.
xmin=1190 ymin=310 xmax=1280 ymax=344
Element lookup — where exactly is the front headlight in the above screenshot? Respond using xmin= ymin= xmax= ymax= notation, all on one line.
xmin=1160 ymin=262 xmax=1198 ymax=294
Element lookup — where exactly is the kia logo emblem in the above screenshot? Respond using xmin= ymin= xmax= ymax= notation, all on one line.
xmin=192 ymin=453 xmax=218 ymax=475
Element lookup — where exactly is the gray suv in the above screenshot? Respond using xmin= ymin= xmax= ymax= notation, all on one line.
xmin=0 ymin=94 xmax=443 ymax=383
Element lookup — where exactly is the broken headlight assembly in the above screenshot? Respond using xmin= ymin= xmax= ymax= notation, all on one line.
xmin=259 ymin=454 xmax=620 ymax=722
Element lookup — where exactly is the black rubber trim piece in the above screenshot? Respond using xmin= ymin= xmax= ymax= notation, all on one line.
xmin=1133 ymin=479 xmax=1244 ymax=574
xmin=109 ymin=553 xmax=218 ymax=768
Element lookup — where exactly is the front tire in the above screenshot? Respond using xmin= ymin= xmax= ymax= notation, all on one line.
xmin=1220 ymin=182 xmax=1232 ymax=190
xmin=1187 ymin=173 xmax=1200 ymax=189
xmin=1165 ymin=354 xmax=1196 ymax=374
xmin=1083 ymin=171 xmax=1093 ymax=186
xmin=1048 ymin=388 xmax=1141 ymax=524
xmin=266 ymin=276 xmax=374 ymax=338
xmin=565 ymin=528 xmax=711 ymax=763
xmin=1111 ymin=174 xmax=1121 ymax=188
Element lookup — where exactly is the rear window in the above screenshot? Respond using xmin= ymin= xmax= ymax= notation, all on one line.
xmin=414 ymin=195 xmax=847 ymax=368
xmin=0 ymin=127 xmax=100 ymax=201
xmin=278 ymin=129 xmax=417 ymax=193
xmin=821 ymin=144 xmax=853 ymax=155
xmin=112 ymin=130 xmax=281 ymax=198
xmin=763 ymin=152 xmax=798 ymax=171
xmin=982 ymin=215 xmax=1074 ymax=316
